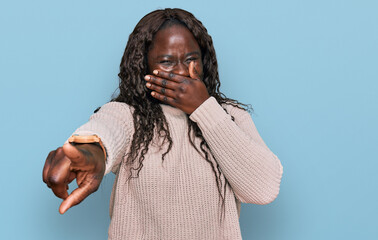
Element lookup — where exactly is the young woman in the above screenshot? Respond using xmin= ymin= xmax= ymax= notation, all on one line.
xmin=43 ymin=8 xmax=283 ymax=239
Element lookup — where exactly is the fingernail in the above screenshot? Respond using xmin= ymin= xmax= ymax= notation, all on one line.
xmin=151 ymin=92 xmax=156 ymax=96
xmin=146 ymin=83 xmax=151 ymax=87
xmin=144 ymin=75 xmax=150 ymax=80
xmin=153 ymin=70 xmax=158 ymax=75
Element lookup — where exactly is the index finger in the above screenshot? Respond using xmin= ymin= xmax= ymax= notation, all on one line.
xmin=152 ymin=70 xmax=190 ymax=83
xmin=59 ymin=176 xmax=99 ymax=214
xmin=59 ymin=184 xmax=91 ymax=214
xmin=47 ymin=156 xmax=71 ymax=199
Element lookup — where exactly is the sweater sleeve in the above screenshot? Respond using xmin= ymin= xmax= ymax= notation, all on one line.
xmin=68 ymin=102 xmax=133 ymax=175
xmin=189 ymin=97 xmax=283 ymax=204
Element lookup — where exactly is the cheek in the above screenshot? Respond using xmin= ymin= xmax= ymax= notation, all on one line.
xmin=148 ymin=62 xmax=170 ymax=74
xmin=147 ymin=59 xmax=154 ymax=74
xmin=147 ymin=53 xmax=158 ymax=74
xmin=152 ymin=64 xmax=175 ymax=73
xmin=148 ymin=63 xmax=157 ymax=73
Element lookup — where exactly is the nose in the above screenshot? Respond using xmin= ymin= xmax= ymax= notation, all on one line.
xmin=172 ymin=62 xmax=189 ymax=76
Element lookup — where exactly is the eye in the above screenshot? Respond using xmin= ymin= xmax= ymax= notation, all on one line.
xmin=185 ymin=57 xmax=197 ymax=64
xmin=159 ymin=60 xmax=174 ymax=66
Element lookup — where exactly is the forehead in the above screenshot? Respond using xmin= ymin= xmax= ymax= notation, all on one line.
xmin=149 ymin=24 xmax=200 ymax=54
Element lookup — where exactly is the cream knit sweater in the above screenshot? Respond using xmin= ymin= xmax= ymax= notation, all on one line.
xmin=71 ymin=97 xmax=283 ymax=240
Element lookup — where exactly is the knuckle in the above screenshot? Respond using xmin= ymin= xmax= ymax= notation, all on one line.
xmin=182 ymin=79 xmax=189 ymax=84
xmin=169 ymin=72 xmax=175 ymax=79
xmin=92 ymin=184 xmax=100 ymax=193
xmin=54 ymin=147 xmax=65 ymax=159
xmin=178 ymin=85 xmax=187 ymax=93
xmin=47 ymin=175 xmax=62 ymax=186
xmin=47 ymin=150 xmax=56 ymax=158
xmin=42 ymin=174 xmax=48 ymax=183
xmin=177 ymin=93 xmax=184 ymax=100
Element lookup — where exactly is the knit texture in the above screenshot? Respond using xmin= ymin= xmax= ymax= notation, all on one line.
xmin=70 ymin=97 xmax=283 ymax=240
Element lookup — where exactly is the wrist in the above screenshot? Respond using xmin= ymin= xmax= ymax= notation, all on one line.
xmin=68 ymin=134 xmax=107 ymax=161
xmin=72 ymin=143 xmax=106 ymax=170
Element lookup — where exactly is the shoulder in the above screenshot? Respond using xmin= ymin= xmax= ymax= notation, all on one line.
xmin=90 ymin=101 xmax=133 ymax=121
xmin=220 ymin=100 xmax=251 ymax=122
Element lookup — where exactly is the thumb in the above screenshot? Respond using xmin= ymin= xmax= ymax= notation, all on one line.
xmin=189 ymin=61 xmax=201 ymax=80
xmin=62 ymin=143 xmax=85 ymax=164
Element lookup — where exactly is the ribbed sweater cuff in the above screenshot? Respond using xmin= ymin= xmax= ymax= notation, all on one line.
xmin=65 ymin=128 xmax=114 ymax=175
xmin=64 ymin=102 xmax=132 ymax=175
xmin=189 ymin=97 xmax=229 ymax=127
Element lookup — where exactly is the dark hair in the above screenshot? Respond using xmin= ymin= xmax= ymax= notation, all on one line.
xmin=111 ymin=8 xmax=250 ymax=222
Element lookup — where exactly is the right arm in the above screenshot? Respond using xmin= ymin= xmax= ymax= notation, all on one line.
xmin=42 ymin=102 xmax=133 ymax=214
xmin=70 ymin=102 xmax=134 ymax=174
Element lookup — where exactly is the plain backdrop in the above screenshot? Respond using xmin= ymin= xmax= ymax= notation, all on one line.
xmin=0 ymin=0 xmax=377 ymax=239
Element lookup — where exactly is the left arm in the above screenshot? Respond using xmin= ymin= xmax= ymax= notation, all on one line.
xmin=145 ymin=63 xmax=283 ymax=204
xmin=189 ymin=97 xmax=283 ymax=204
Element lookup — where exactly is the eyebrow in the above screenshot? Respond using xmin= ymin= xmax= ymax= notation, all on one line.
xmin=185 ymin=51 xmax=201 ymax=57
xmin=156 ymin=51 xmax=201 ymax=59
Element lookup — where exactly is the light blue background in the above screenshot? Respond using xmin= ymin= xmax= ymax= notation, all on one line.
xmin=1 ymin=0 xmax=377 ymax=239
